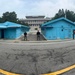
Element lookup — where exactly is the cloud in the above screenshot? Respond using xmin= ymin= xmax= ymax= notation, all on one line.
xmin=0 ymin=0 xmax=75 ymax=18
xmin=0 ymin=0 xmax=23 ymax=10
xmin=30 ymin=0 xmax=75 ymax=17
xmin=0 ymin=0 xmax=25 ymax=17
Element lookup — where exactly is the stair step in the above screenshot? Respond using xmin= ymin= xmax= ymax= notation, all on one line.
xmin=18 ymin=33 xmax=46 ymax=41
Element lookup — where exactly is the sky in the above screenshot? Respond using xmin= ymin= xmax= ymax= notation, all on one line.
xmin=0 ymin=0 xmax=75 ymax=19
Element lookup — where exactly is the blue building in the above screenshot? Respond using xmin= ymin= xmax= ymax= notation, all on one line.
xmin=41 ymin=17 xmax=75 ymax=40
xmin=0 ymin=21 xmax=30 ymax=39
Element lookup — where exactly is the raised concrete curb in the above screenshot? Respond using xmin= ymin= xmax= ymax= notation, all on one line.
xmin=0 ymin=39 xmax=74 ymax=44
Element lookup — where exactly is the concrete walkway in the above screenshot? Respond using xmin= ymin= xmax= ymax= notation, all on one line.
xmin=0 ymin=64 xmax=75 ymax=75
xmin=0 ymin=39 xmax=74 ymax=44
xmin=41 ymin=64 xmax=75 ymax=75
xmin=0 ymin=39 xmax=75 ymax=75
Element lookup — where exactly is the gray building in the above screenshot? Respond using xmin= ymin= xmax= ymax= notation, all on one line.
xmin=20 ymin=16 xmax=50 ymax=32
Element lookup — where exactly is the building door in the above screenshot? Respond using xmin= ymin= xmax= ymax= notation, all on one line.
xmin=73 ymin=30 xmax=75 ymax=39
xmin=1 ymin=29 xmax=4 ymax=38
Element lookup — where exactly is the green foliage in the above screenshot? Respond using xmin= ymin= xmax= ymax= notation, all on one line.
xmin=0 ymin=11 xmax=30 ymax=27
xmin=0 ymin=10 xmax=75 ymax=26
xmin=52 ymin=9 xmax=75 ymax=22
xmin=52 ymin=9 xmax=65 ymax=20
xmin=35 ymin=28 xmax=38 ymax=30
xmin=65 ymin=10 xmax=75 ymax=22
xmin=0 ymin=17 xmax=3 ymax=23
xmin=2 ymin=11 xmax=17 ymax=22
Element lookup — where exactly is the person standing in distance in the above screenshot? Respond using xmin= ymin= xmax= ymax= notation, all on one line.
xmin=36 ymin=30 xmax=40 ymax=40
xmin=24 ymin=32 xmax=27 ymax=41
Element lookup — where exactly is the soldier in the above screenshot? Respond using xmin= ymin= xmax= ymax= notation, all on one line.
xmin=24 ymin=32 xmax=27 ymax=41
xmin=36 ymin=30 xmax=40 ymax=40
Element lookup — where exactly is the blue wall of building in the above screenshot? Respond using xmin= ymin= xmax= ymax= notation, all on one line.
xmin=1 ymin=27 xmax=29 ymax=39
xmin=16 ymin=28 xmax=23 ymax=39
xmin=0 ymin=21 xmax=30 ymax=40
xmin=4 ymin=28 xmax=16 ymax=39
xmin=16 ymin=27 xmax=29 ymax=39
xmin=41 ymin=19 xmax=75 ymax=40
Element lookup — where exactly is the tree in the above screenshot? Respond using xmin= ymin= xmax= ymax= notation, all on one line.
xmin=52 ymin=9 xmax=75 ymax=22
xmin=65 ymin=9 xmax=75 ymax=22
xmin=52 ymin=9 xmax=65 ymax=19
xmin=0 ymin=11 xmax=29 ymax=27
xmin=2 ymin=11 xmax=17 ymax=22
xmin=0 ymin=17 xmax=3 ymax=23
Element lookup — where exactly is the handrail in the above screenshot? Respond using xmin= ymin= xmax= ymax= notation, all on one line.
xmin=40 ymin=33 xmax=47 ymax=40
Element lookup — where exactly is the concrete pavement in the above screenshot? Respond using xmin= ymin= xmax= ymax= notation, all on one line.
xmin=0 ymin=39 xmax=75 ymax=75
xmin=0 ymin=38 xmax=74 ymax=43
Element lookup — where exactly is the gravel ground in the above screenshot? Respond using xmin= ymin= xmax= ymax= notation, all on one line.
xmin=0 ymin=41 xmax=75 ymax=75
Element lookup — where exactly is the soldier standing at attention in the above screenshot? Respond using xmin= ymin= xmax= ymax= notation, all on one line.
xmin=24 ymin=32 xmax=27 ymax=41
xmin=36 ymin=30 xmax=40 ymax=40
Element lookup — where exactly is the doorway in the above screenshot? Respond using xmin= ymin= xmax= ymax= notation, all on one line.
xmin=1 ymin=29 xmax=4 ymax=39
xmin=73 ymin=30 xmax=75 ymax=39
